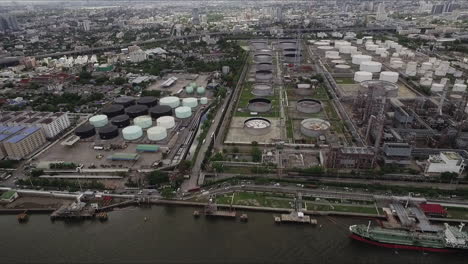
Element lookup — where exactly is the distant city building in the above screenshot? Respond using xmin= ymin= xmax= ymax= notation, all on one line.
xmin=192 ymin=8 xmax=200 ymax=25
xmin=375 ymin=2 xmax=387 ymax=21
xmin=431 ymin=4 xmax=444 ymax=15
xmin=0 ymin=14 xmax=19 ymax=31
xmin=276 ymin=6 xmax=283 ymax=22
xmin=81 ymin=20 xmax=91 ymax=31
xmin=20 ymin=57 xmax=37 ymax=69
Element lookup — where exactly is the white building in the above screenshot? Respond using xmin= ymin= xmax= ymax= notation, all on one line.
xmin=376 ymin=3 xmax=387 ymax=21
xmin=128 ymin=50 xmax=147 ymax=63
xmin=81 ymin=20 xmax=91 ymax=31
xmin=425 ymin=152 xmax=465 ymax=176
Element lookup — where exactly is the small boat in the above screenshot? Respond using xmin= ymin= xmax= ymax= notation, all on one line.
xmin=240 ymin=214 xmax=248 ymax=222
xmin=193 ymin=210 xmax=200 ymax=218
xmin=17 ymin=212 xmax=29 ymax=223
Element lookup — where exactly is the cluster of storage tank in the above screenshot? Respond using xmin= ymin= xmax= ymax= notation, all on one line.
xmin=185 ymin=82 xmax=206 ymax=95
xmin=75 ymin=94 xmax=208 ymax=142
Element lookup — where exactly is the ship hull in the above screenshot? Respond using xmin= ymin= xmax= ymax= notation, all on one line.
xmin=350 ymin=233 xmax=457 ymax=253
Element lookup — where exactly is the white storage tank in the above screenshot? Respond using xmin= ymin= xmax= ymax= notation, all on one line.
xmin=122 ymin=125 xmax=143 ymax=141
xmin=89 ymin=115 xmax=108 ymax=128
xmin=390 ymin=60 xmax=404 ymax=69
xmin=133 ymin=115 xmax=152 ymax=129
xmin=182 ymin=97 xmax=198 ymax=108
xmin=379 ymin=72 xmax=399 ymax=83
xmin=159 ymin=96 xmax=180 ymax=108
xmin=431 ymin=83 xmax=445 ymax=92
xmin=453 ymin=84 xmax=467 ymax=92
xmin=352 ymin=55 xmax=372 ymax=65
xmin=185 ymin=85 xmax=194 ymax=94
xmin=175 ymin=106 xmax=192 ymax=119
xmin=156 ymin=116 xmax=175 ymax=129
xmin=365 ymin=44 xmax=378 ymax=51
xmin=420 ymin=77 xmax=433 ymax=87
xmin=200 ymin=97 xmax=208 ymax=105
xmin=335 ymin=64 xmax=351 ymax=72
xmin=356 ymin=39 xmax=363 ymax=44
xmin=405 ymin=62 xmax=418 ymax=76
xmin=354 ymin=71 xmax=373 ymax=82
xmin=147 ymin=126 xmax=167 ymax=141
xmin=360 ymin=61 xmax=382 ymax=73
xmin=325 ymin=51 xmax=339 ymax=58
xmin=196 ymin=86 xmax=205 ymax=95
xmin=375 ymin=48 xmax=386 ymax=55
xmin=421 ymin=62 xmax=433 ymax=71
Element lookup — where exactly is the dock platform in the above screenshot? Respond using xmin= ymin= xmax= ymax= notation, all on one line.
xmin=275 ymin=212 xmax=317 ymax=225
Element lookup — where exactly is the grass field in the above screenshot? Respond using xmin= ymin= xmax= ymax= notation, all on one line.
xmin=335 ymin=77 xmax=356 ymax=85
xmin=216 ymin=191 xmax=294 ymax=208
xmin=446 ymin=207 xmax=468 ymax=219
xmin=234 ymin=82 xmax=280 ymax=118
xmin=306 ymin=202 xmax=379 ymax=214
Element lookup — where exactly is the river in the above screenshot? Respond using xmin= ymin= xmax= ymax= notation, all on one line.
xmin=1 ymin=206 xmax=467 ymax=264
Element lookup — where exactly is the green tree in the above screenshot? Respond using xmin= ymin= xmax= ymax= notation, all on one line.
xmin=31 ymin=169 xmax=44 ymax=177
xmin=147 ymin=171 xmax=169 ymax=185
xmin=251 ymin=147 xmax=262 ymax=162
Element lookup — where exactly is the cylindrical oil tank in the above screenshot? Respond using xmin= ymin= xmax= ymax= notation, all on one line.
xmin=360 ymin=61 xmax=382 ymax=73
xmin=122 ymin=125 xmax=143 ymax=141
xmin=300 ymin=118 xmax=330 ymax=137
xmin=354 ymin=71 xmax=373 ymax=82
xmin=421 ymin=62 xmax=433 ymax=71
xmin=102 ymin=104 xmax=125 ymax=118
xmin=252 ymin=84 xmax=273 ymax=96
xmin=256 ymin=63 xmax=273 ymax=71
xmin=136 ymin=96 xmax=158 ymax=108
xmin=196 ymin=86 xmax=205 ymax=95
xmin=352 ymin=55 xmax=372 ymax=65
xmin=185 ymin=85 xmax=194 ymax=94
xmin=125 ymin=105 xmax=148 ymax=118
xmin=175 ymin=106 xmax=192 ymax=119
xmin=431 ymin=83 xmax=444 ymax=92
xmin=147 ymin=126 xmax=167 ymax=141
xmin=134 ymin=115 xmax=152 ymax=129
xmin=335 ymin=64 xmax=351 ymax=72
xmin=156 ymin=116 xmax=175 ymax=129
xmin=182 ymin=97 xmax=198 ymax=108
xmin=159 ymin=96 xmax=180 ymax=108
xmin=200 ymin=97 xmax=208 ymax=105
xmin=325 ymin=51 xmax=339 ymax=58
xmin=149 ymin=105 xmax=172 ymax=119
xmin=248 ymin=98 xmax=272 ymax=112
xmin=98 ymin=124 xmax=119 ymax=140
xmin=420 ymin=77 xmax=433 ymax=87
xmin=379 ymin=71 xmax=399 ymax=83
xmin=254 ymin=54 xmax=273 ymax=63
xmin=89 ymin=115 xmax=108 ymax=128
xmin=111 ymin=114 xmax=131 ymax=128
xmin=453 ymin=84 xmax=467 ymax=92
xmin=244 ymin=118 xmax=271 ymax=136
xmin=114 ymin=96 xmax=135 ymax=108
xmin=296 ymin=99 xmax=322 ymax=114
xmin=75 ymin=124 xmax=96 ymax=139
xmin=390 ymin=60 xmax=404 ymax=69
xmin=360 ymin=80 xmax=399 ymax=98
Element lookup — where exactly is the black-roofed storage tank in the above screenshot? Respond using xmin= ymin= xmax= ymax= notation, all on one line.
xmin=114 ymin=96 xmax=135 ymax=108
xmin=111 ymin=114 xmax=131 ymax=128
xmin=125 ymin=105 xmax=148 ymax=118
xmin=102 ymin=104 xmax=125 ymax=118
xmin=149 ymin=105 xmax=172 ymax=119
xmin=136 ymin=96 xmax=158 ymax=108
xmin=75 ymin=124 xmax=96 ymax=139
xmin=98 ymin=124 xmax=119 ymax=140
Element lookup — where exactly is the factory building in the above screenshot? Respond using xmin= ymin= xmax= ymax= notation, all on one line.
xmin=0 ymin=125 xmax=46 ymax=160
xmin=0 ymin=111 xmax=70 ymax=139
xmin=326 ymin=146 xmax=376 ymax=170
xmin=382 ymin=143 xmax=412 ymax=166
xmin=425 ymin=152 xmax=465 ymax=176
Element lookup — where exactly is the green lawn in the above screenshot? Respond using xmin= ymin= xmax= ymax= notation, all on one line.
xmin=446 ymin=207 xmax=468 ymax=219
xmin=216 ymin=191 xmax=294 ymax=208
xmin=306 ymin=202 xmax=379 ymax=214
xmin=234 ymin=82 xmax=280 ymax=118
xmin=335 ymin=77 xmax=356 ymax=85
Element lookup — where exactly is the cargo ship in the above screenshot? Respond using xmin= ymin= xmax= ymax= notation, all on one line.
xmin=349 ymin=223 xmax=468 ymax=252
